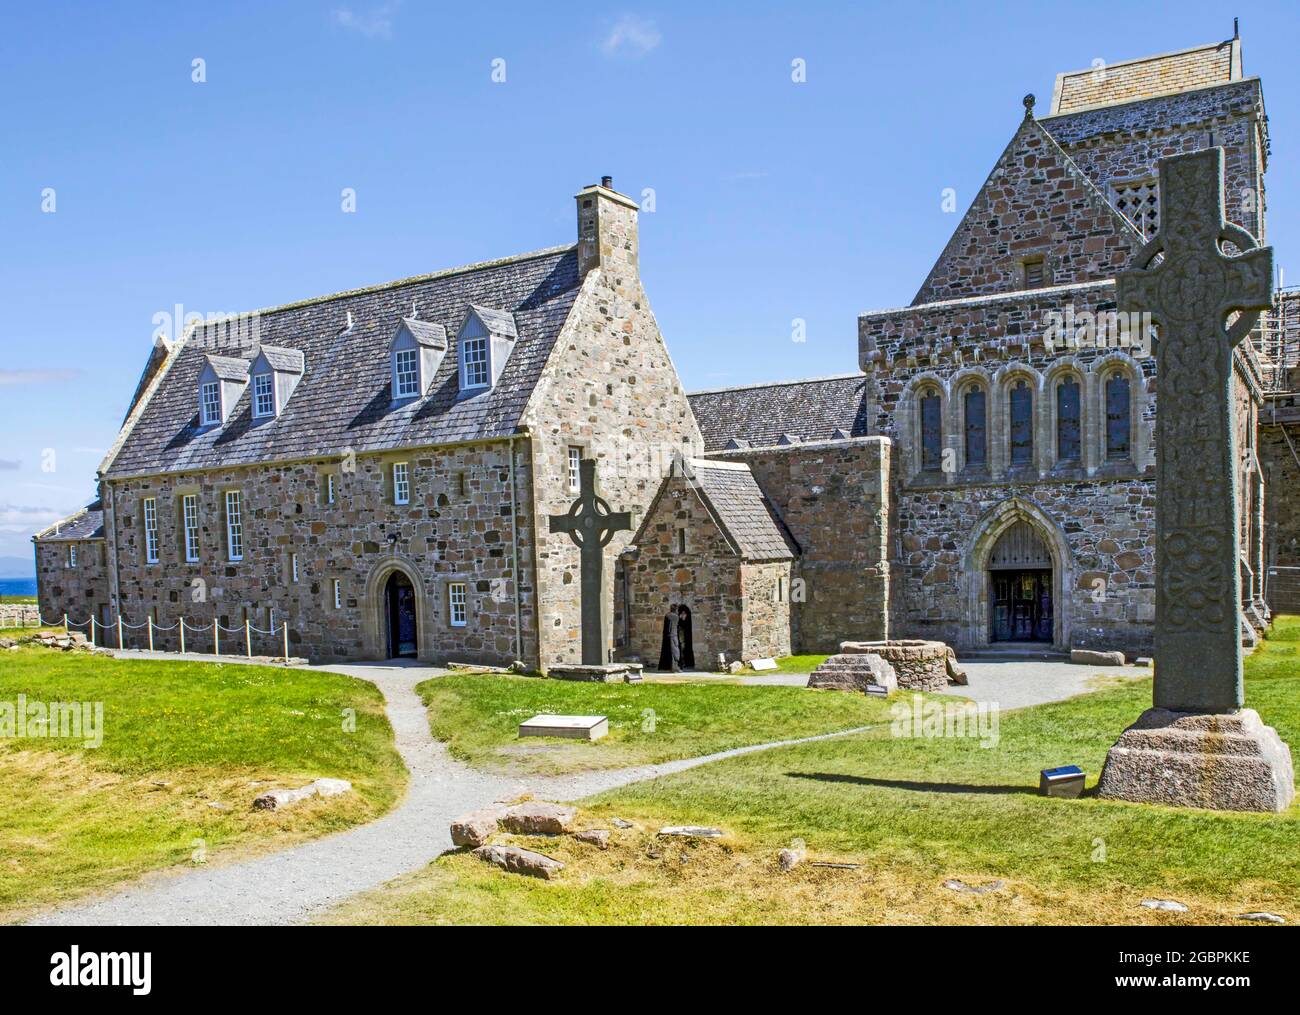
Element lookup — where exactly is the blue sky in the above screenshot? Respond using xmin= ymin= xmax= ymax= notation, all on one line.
xmin=2 ymin=0 xmax=1297 ymax=564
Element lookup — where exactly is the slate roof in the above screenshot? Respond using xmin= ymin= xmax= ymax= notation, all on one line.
xmin=205 ymin=354 xmax=251 ymax=381
xmin=104 ymin=246 xmax=581 ymax=478
xmin=34 ymin=502 xmax=105 ymax=542
xmin=257 ymin=345 xmax=305 ymax=373
xmin=687 ymin=374 xmax=872 ymax=453
xmin=469 ymin=304 xmax=519 ymax=338
xmin=402 ymin=318 xmax=448 ymax=348
xmin=688 ymin=460 xmax=798 ymax=562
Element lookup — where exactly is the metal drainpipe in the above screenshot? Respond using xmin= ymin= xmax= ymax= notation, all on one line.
xmin=103 ymin=479 xmax=122 ymax=621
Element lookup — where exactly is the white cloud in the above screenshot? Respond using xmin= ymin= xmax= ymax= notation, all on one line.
xmin=600 ymin=14 xmax=662 ymax=57
xmin=0 ymin=459 xmax=19 ymax=471
xmin=0 ymin=368 xmax=79 ymax=386
xmin=0 ymin=503 xmax=64 ymax=534
xmin=331 ymin=3 xmax=398 ymax=40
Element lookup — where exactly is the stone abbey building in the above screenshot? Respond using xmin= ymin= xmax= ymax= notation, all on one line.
xmin=36 ymin=36 xmax=1300 ymax=669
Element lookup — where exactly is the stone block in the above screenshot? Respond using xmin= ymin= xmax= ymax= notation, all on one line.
xmin=1070 ymin=648 xmax=1126 ymax=666
xmin=1097 ymin=708 xmax=1296 ymax=813
xmin=472 ymin=844 xmax=564 ymax=880
xmin=499 ymin=801 xmax=577 ymax=835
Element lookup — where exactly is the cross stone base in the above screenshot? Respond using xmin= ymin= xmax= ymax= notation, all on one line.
xmin=1097 ymin=708 xmax=1295 ymax=813
xmin=546 ymin=663 xmax=643 ymax=684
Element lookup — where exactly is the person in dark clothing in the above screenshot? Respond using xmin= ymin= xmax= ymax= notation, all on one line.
xmin=677 ymin=605 xmax=695 ymax=669
xmin=657 ymin=603 xmax=680 ymax=671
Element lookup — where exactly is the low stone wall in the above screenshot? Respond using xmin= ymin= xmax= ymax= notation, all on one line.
xmin=841 ymin=639 xmax=955 ymax=691
xmin=0 ymin=605 xmax=42 ymax=628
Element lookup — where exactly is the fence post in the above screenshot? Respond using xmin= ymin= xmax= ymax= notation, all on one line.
xmin=214 ymin=619 xmax=220 ymax=657
xmin=283 ymin=624 xmax=289 ymax=663
xmin=245 ymin=619 xmax=252 ymax=658
xmin=148 ymin=617 xmax=154 ymax=653
xmin=63 ymin=612 xmax=69 ymax=634
xmin=90 ymin=615 xmax=96 ymax=646
xmin=117 ymin=616 xmax=124 ymax=651
xmin=180 ymin=619 xmax=186 ymax=655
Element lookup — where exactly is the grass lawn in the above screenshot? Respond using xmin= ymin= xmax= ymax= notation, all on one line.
xmin=733 ymin=654 xmax=829 ymax=676
xmin=331 ymin=619 xmax=1300 ymax=925
xmin=0 ymin=595 xmax=37 ymax=604
xmin=0 ymin=649 xmax=406 ymax=922
xmin=418 ymin=672 xmax=896 ymax=776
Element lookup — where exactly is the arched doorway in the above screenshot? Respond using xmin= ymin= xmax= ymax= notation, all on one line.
xmin=384 ymin=571 xmax=418 ymax=658
xmin=988 ymin=521 xmax=1053 ymax=642
xmin=961 ymin=498 xmax=1072 ymax=650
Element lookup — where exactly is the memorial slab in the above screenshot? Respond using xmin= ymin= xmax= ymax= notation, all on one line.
xmin=518 ymin=714 xmax=609 ymax=741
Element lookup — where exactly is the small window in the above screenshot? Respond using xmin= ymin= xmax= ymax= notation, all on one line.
xmin=919 ymin=387 xmax=942 ymax=472
xmin=394 ymin=348 xmax=420 ymax=398
xmin=456 ymin=471 xmax=467 ymax=497
xmin=225 ymin=490 xmax=243 ymax=562
xmin=964 ymin=386 xmax=987 ymax=466
xmin=1056 ymin=377 xmax=1082 ymax=462
xmin=393 ymin=462 xmax=410 ymax=505
xmin=290 ymin=552 xmax=299 ymax=584
xmin=1106 ymin=372 xmax=1132 ymax=460
xmin=326 ymin=473 xmax=336 ymax=505
xmin=143 ymin=497 xmax=159 ymax=564
xmin=462 ymin=336 xmax=489 ymax=388
xmin=182 ymin=494 xmax=200 ymax=562
xmin=200 ymin=381 xmax=221 ymax=425
xmin=66 ymin=544 xmax=77 ymax=568
xmin=333 ymin=579 xmax=342 ymax=609
xmin=1023 ymin=258 xmax=1046 ymax=289
xmin=774 ymin=576 xmax=789 ymax=603
xmin=676 ymin=528 xmax=688 ymax=554
xmin=1010 ymin=380 xmax=1034 ymax=465
xmin=567 ymin=446 xmax=582 ymax=492
xmin=252 ymin=373 xmax=275 ymax=417
xmin=449 ymin=582 xmax=467 ymax=626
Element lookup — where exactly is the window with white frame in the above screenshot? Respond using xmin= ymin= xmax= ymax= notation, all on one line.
xmin=461 ymin=336 xmax=489 ymax=388
xmin=393 ymin=462 xmax=410 ymax=505
xmin=394 ymin=348 xmax=420 ymax=398
xmin=143 ymin=497 xmax=159 ymax=564
xmin=326 ymin=473 xmax=336 ymax=505
xmin=182 ymin=494 xmax=200 ymax=562
xmin=200 ymin=381 xmax=221 ymax=425
xmin=224 ymin=490 xmax=243 ymax=562
xmin=252 ymin=373 xmax=275 ymax=417
xmin=333 ymin=579 xmax=342 ymax=609
xmin=567 ymin=446 xmax=582 ymax=492
xmin=290 ymin=551 xmax=299 ymax=583
xmin=66 ymin=544 xmax=77 ymax=568
xmin=448 ymin=582 xmax=467 ymax=626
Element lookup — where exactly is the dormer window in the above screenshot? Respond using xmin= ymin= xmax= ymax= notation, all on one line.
xmin=394 ymin=349 xmax=420 ymax=398
xmin=197 ymin=354 xmax=249 ymax=427
xmin=253 ymin=373 xmax=275 ymax=418
xmin=247 ymin=345 xmax=304 ymax=420
xmin=389 ymin=317 xmax=447 ymax=402
xmin=457 ymin=305 xmax=518 ymax=393
xmin=462 ymin=335 xmax=489 ymax=388
xmin=200 ymin=381 xmax=221 ymax=425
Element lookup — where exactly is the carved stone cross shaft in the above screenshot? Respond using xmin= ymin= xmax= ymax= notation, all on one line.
xmin=1115 ymin=147 xmax=1273 ymax=713
xmin=548 ymin=458 xmax=633 ymax=665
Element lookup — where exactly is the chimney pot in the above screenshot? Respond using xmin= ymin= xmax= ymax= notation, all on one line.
xmin=601 ymin=175 xmax=613 ymax=189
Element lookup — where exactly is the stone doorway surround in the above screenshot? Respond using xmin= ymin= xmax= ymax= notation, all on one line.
xmin=362 ymin=555 xmax=430 ymax=662
xmin=961 ymin=497 xmax=1072 ymax=651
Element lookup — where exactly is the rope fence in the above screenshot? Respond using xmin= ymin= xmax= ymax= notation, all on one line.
xmin=2 ymin=609 xmax=293 ymax=661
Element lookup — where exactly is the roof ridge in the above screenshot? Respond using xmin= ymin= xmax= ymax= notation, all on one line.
xmin=195 ymin=244 xmax=576 ymax=327
xmin=688 ymin=371 xmax=865 ymax=396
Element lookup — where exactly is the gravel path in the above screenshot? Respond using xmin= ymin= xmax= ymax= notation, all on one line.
xmin=28 ymin=657 xmax=1144 ymax=926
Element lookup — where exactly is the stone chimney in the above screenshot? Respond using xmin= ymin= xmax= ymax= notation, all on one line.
xmin=575 ymin=176 xmax=640 ymax=279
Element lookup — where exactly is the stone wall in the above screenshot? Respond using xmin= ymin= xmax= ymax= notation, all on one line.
xmin=1261 ymin=417 xmax=1300 ymax=613
xmin=524 ymin=184 xmax=702 ymax=669
xmin=621 ymin=473 xmax=750 ymax=667
xmin=0 ymin=604 xmax=42 ymax=628
xmin=35 ymin=540 xmax=108 ymax=630
xmin=740 ymin=561 xmax=793 ymax=661
xmin=1043 ymin=79 xmax=1265 ymax=241
xmin=709 ymin=438 xmax=891 ymax=653
xmin=102 ymin=440 xmax=534 ymax=665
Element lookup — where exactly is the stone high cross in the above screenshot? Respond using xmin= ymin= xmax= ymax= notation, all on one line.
xmin=1116 ymin=147 xmax=1274 ymax=713
xmin=549 ymin=458 xmax=634 ymax=665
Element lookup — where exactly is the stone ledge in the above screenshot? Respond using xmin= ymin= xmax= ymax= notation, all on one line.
xmin=545 ymin=663 xmax=643 ymax=684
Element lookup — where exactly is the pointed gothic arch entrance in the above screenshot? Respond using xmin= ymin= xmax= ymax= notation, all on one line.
xmin=961 ymin=499 xmax=1072 ymax=650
